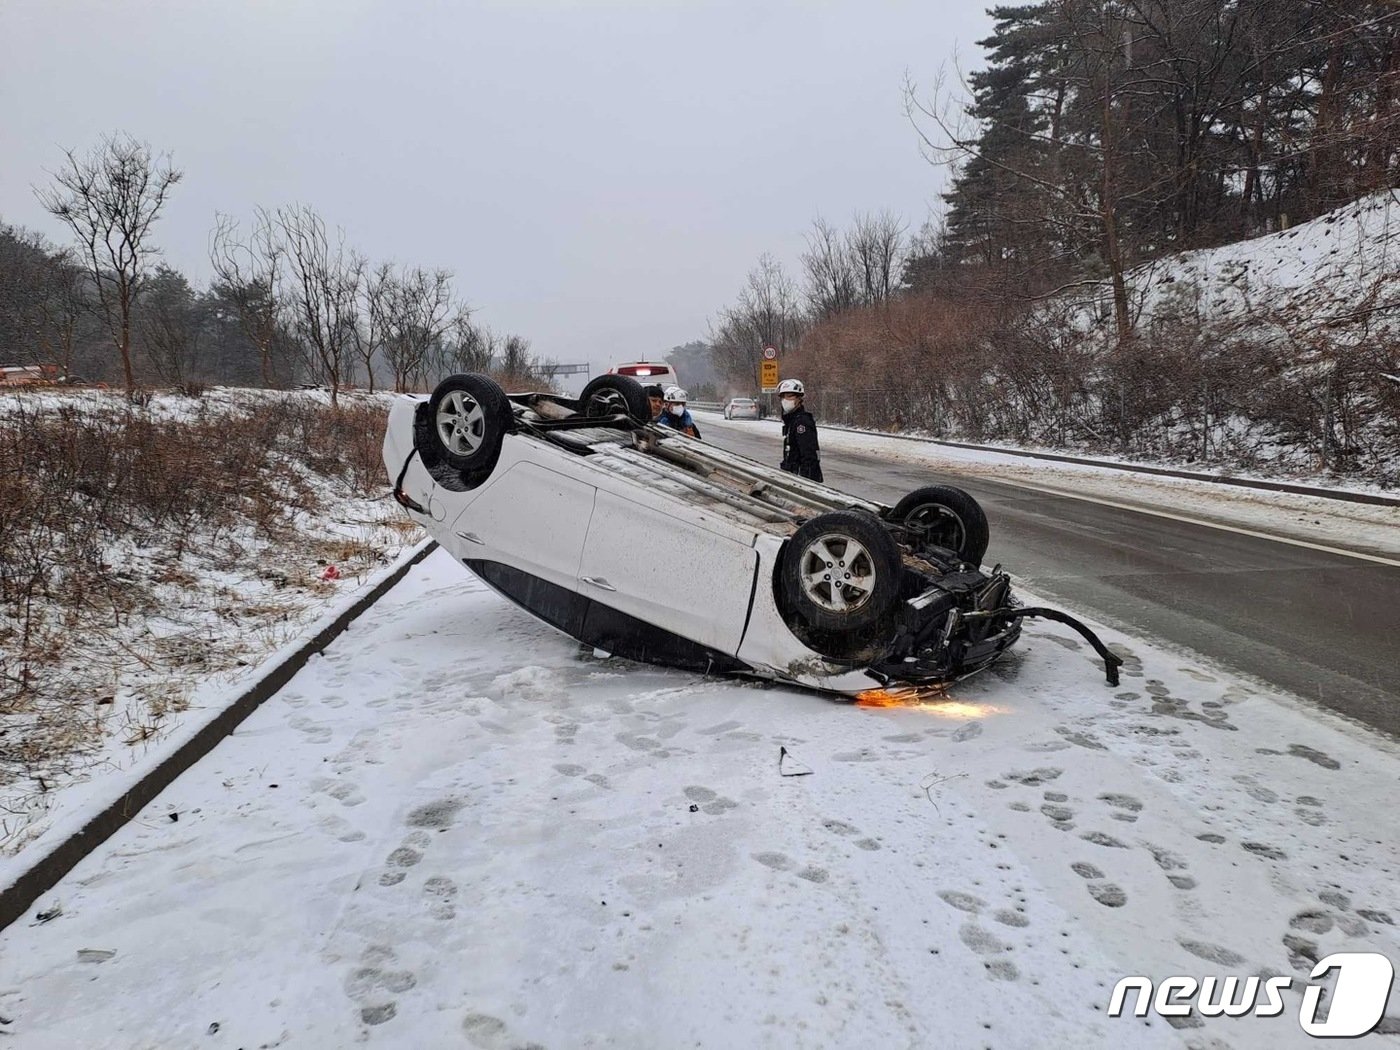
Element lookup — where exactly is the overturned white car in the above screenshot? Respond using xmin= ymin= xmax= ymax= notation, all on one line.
xmin=384 ymin=373 xmax=1121 ymax=696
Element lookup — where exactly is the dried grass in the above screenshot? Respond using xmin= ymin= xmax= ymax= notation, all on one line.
xmin=0 ymin=390 xmax=405 ymax=839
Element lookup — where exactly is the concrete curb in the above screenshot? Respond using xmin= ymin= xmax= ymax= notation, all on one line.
xmin=693 ymin=409 xmax=1399 ymax=507
xmin=0 ymin=539 xmax=439 ymax=933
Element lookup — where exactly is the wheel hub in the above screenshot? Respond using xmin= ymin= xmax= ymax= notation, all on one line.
xmin=798 ymin=533 xmax=876 ymax=614
xmin=437 ymin=390 xmax=486 ymax=455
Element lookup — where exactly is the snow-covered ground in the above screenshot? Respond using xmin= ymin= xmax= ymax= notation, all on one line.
xmin=2 ymin=547 xmax=1396 ymax=1048
xmin=1127 ymin=190 xmax=1400 ymax=335
xmin=705 ymin=416 xmax=1400 ymax=562
xmin=0 ymin=387 xmax=416 ymax=857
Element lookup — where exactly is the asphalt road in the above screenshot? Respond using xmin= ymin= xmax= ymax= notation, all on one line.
xmin=701 ymin=420 xmax=1400 ymax=737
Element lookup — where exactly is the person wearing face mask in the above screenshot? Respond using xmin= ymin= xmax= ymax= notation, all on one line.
xmin=777 ymin=378 xmax=822 ymax=482
xmin=656 ymin=386 xmax=700 ymax=438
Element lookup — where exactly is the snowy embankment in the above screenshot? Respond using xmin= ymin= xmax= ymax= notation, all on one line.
xmin=0 ymin=548 xmax=1397 ymax=1049
xmin=0 ymin=387 xmax=417 ymax=858
xmin=1126 ymin=190 xmax=1400 ymax=335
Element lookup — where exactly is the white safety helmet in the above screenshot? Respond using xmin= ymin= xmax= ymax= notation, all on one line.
xmin=664 ymin=386 xmax=688 ymax=403
xmin=776 ymin=378 xmax=804 ymax=396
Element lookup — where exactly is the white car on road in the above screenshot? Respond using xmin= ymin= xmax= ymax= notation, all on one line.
xmin=724 ymin=397 xmax=762 ymax=420
xmin=385 ymin=373 xmax=1120 ymax=696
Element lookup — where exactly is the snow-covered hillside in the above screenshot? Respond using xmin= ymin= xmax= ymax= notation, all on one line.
xmin=1127 ymin=190 xmax=1400 ymax=337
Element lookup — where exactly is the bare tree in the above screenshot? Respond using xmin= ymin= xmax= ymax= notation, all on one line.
xmin=801 ymin=216 xmax=857 ymax=318
xmin=350 ymin=261 xmax=391 ymax=392
xmin=430 ymin=313 xmax=492 ymax=381
xmin=274 ymin=205 xmax=362 ymax=406
xmin=210 ymin=208 xmax=290 ymax=387
xmin=709 ymin=254 xmax=805 ymax=387
xmin=380 ymin=266 xmax=456 ymax=392
xmin=497 ymin=333 xmax=537 ymax=386
xmin=35 ymin=133 xmax=182 ymax=392
xmin=847 ymin=211 xmax=906 ymax=306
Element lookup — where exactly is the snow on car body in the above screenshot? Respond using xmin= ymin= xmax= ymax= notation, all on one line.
xmin=384 ymin=374 xmax=1121 ymax=696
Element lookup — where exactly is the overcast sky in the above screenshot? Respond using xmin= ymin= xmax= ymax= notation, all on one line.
xmin=0 ymin=0 xmax=992 ymax=387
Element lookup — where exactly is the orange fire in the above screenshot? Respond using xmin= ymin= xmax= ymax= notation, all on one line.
xmin=855 ymin=687 xmax=1006 ymax=719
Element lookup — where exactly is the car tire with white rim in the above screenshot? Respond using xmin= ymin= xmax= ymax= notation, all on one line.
xmin=780 ymin=510 xmax=903 ymax=633
xmin=425 ymin=373 xmax=513 ymax=474
xmin=889 ymin=485 xmax=990 ymax=566
xmin=579 ymin=374 xmax=650 ymax=422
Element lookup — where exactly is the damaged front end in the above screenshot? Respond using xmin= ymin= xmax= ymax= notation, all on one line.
xmin=867 ymin=554 xmax=1122 ymax=688
xmin=784 ymin=546 xmax=1123 ymax=691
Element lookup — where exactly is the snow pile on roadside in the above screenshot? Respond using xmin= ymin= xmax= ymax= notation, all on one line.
xmin=1 ymin=547 xmax=1395 ymax=1048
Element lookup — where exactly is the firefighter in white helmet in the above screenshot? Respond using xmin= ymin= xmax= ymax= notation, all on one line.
xmin=777 ymin=378 xmax=822 ymax=482
xmin=656 ymin=385 xmax=700 ymax=438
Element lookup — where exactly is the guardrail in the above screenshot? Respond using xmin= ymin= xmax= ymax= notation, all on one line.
xmin=687 ymin=407 xmax=1396 ymax=506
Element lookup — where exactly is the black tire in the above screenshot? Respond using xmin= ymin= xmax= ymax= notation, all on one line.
xmin=780 ymin=510 xmax=903 ymax=632
xmin=424 ymin=373 xmax=513 ymax=473
xmin=579 ymin=374 xmax=650 ymax=422
xmin=889 ymin=485 xmax=990 ymax=566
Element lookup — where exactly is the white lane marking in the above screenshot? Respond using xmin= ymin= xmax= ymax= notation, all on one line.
xmin=989 ymin=476 xmax=1400 ymax=569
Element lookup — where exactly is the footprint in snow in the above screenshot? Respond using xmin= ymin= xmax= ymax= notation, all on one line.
xmin=344 ymin=945 xmax=416 ymax=1028
xmin=1087 ymin=882 xmax=1127 ymax=908
xmin=1179 ymin=939 xmax=1246 ymax=967
xmin=462 ymin=1011 xmax=523 ymax=1050
xmin=938 ymin=890 xmax=985 ymax=914
xmin=1054 ymin=726 xmax=1106 ymax=751
xmin=1288 ymin=910 xmax=1333 ymax=936
xmin=993 ymin=909 xmax=1029 ymax=929
xmin=1079 ymin=831 xmax=1127 ymax=849
xmin=405 ymin=798 xmax=464 ymax=830
xmin=1287 ymin=744 xmax=1341 ymax=770
xmin=822 ymin=818 xmax=858 ymax=836
xmin=952 ymin=721 xmax=983 ymax=743
xmin=958 ymin=921 xmax=1007 ymax=954
xmin=423 ymin=876 xmax=458 ymax=921
xmin=1144 ymin=843 xmax=1197 ymax=890
xmin=312 ymin=777 xmax=366 ymax=808
xmin=1003 ymin=767 xmax=1063 ymax=786
xmin=1097 ymin=793 xmax=1143 ymax=823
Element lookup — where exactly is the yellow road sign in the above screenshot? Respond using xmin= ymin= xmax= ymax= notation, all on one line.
xmin=760 ymin=360 xmax=779 ymax=391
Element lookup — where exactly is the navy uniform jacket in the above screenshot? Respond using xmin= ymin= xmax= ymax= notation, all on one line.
xmin=780 ymin=408 xmax=823 ymax=482
xmin=657 ymin=408 xmax=700 ymax=438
